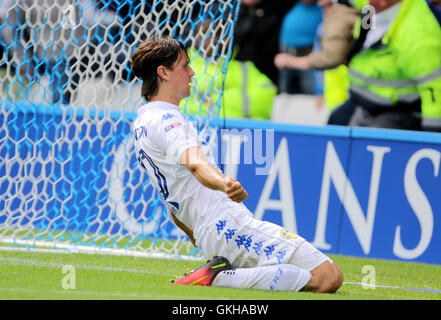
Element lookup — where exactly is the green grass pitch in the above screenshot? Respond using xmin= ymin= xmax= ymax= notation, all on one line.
xmin=0 ymin=249 xmax=440 ymax=300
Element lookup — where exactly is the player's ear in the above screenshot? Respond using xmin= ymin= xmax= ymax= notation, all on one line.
xmin=157 ymin=65 xmax=169 ymax=81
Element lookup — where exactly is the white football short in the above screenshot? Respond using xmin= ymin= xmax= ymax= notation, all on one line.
xmin=196 ymin=204 xmax=331 ymax=272
xmin=288 ymin=240 xmax=333 ymax=271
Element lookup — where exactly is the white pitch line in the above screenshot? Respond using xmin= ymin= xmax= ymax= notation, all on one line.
xmin=0 ymin=238 xmax=202 ymax=261
xmin=0 ymin=287 xmax=211 ymax=300
xmin=0 ymin=256 xmax=169 ymax=276
xmin=0 ymin=256 xmax=234 ymax=300
xmin=339 ymin=288 xmax=425 ymax=300
xmin=344 ymin=282 xmax=441 ymax=294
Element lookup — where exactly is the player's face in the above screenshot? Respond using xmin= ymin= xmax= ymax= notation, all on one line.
xmin=168 ymin=50 xmax=195 ymax=100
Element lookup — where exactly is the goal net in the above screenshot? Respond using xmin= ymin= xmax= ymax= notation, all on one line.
xmin=0 ymin=0 xmax=240 ymax=259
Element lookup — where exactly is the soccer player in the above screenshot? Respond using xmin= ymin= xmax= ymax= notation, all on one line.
xmin=131 ymin=36 xmax=343 ymax=293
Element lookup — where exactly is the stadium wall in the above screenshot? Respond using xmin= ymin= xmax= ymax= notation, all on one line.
xmin=2 ymin=102 xmax=441 ymax=265
xmin=223 ymin=118 xmax=441 ymax=265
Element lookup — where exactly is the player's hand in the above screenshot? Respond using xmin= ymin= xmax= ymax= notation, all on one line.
xmin=224 ymin=177 xmax=248 ymax=203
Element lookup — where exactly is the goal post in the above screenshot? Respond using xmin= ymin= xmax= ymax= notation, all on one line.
xmin=0 ymin=0 xmax=240 ymax=259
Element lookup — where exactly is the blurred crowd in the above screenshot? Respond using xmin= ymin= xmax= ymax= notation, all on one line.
xmin=1 ymin=0 xmax=441 ymax=132
xmin=235 ymin=0 xmax=441 ymax=132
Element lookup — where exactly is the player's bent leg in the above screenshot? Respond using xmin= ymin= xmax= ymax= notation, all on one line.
xmin=334 ymin=262 xmax=344 ymax=289
xmin=303 ymin=261 xmax=343 ymax=293
xmin=172 ymin=255 xmax=312 ymax=291
xmin=287 ymin=241 xmax=343 ymax=293
xmin=212 ymin=263 xmax=311 ymax=291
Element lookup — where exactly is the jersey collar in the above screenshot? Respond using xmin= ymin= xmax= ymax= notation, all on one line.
xmin=137 ymin=101 xmax=181 ymax=116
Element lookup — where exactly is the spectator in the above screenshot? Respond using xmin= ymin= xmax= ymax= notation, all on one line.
xmin=278 ymin=0 xmax=323 ymax=94
xmin=0 ymin=1 xmax=81 ymax=104
xmin=233 ymin=0 xmax=297 ymax=87
xmin=0 ymin=0 xmax=38 ymax=100
xmin=59 ymin=0 xmax=135 ymax=104
xmin=182 ymin=9 xmax=277 ymax=120
xmin=329 ymin=0 xmax=441 ymax=131
xmin=274 ymin=2 xmax=362 ymax=111
xmin=274 ymin=3 xmax=360 ymax=72
xmin=311 ymin=22 xmax=325 ymax=108
xmin=184 ymin=54 xmax=277 ymax=120
xmin=0 ymin=0 xmax=132 ymax=105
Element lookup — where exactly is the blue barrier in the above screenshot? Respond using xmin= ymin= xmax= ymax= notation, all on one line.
xmin=223 ymin=118 xmax=441 ymax=265
xmin=1 ymin=102 xmax=441 ymax=264
xmin=0 ymin=102 xmax=173 ymax=247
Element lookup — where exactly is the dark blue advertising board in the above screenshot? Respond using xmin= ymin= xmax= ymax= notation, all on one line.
xmin=1 ymin=103 xmax=441 ymax=264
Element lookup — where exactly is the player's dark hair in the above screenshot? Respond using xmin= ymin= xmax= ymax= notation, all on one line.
xmin=131 ymin=37 xmax=187 ymax=101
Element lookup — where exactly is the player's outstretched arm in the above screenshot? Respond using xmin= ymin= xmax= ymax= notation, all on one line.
xmin=181 ymin=146 xmax=248 ymax=203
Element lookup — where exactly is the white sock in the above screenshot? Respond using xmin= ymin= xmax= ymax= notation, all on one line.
xmin=212 ymin=264 xmax=311 ymax=291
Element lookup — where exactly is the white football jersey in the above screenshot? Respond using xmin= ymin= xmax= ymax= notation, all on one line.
xmin=132 ymin=101 xmax=306 ymax=267
xmin=132 ymin=101 xmax=237 ymax=239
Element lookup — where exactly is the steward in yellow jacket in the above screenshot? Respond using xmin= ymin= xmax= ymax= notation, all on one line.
xmin=181 ymin=50 xmax=277 ymax=120
xmin=329 ymin=0 xmax=441 ymax=131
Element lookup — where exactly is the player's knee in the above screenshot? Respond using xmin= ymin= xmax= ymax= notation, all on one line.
xmin=326 ymin=271 xmax=343 ymax=293
xmin=335 ymin=264 xmax=344 ymax=288
xmin=307 ymin=262 xmax=343 ymax=293
xmin=317 ymin=272 xmax=341 ymax=293
xmin=322 ymin=264 xmax=343 ymax=293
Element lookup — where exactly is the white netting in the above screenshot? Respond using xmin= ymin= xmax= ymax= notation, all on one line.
xmin=0 ymin=0 xmax=240 ymax=258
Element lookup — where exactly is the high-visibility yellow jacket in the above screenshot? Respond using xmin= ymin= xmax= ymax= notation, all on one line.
xmin=352 ymin=0 xmax=368 ymax=10
xmin=324 ymin=65 xmax=350 ymax=111
xmin=322 ymin=0 xmax=367 ymax=112
xmin=348 ymin=0 xmax=441 ymax=129
xmin=181 ymin=51 xmax=277 ymax=120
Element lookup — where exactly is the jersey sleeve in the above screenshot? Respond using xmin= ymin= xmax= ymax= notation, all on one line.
xmin=161 ymin=115 xmax=200 ymax=165
xmin=401 ymin=38 xmax=441 ymax=131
